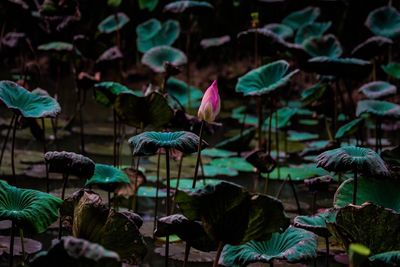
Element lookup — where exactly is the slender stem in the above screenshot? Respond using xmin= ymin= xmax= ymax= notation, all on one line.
xmin=19 ymin=228 xmax=25 ymax=264
xmin=11 ymin=115 xmax=19 ymax=185
xmin=183 ymin=242 xmax=191 ymax=267
xmin=353 ymin=170 xmax=358 ymax=205
xmin=41 ymin=118 xmax=49 ymax=193
xmin=153 ymin=151 xmax=161 ymax=236
xmin=263 ymin=173 xmax=269 ymax=194
xmin=213 ymin=242 xmax=224 ymax=267
xmin=134 ymin=156 xmax=141 ymax=213
xmin=267 ymin=107 xmax=273 ymax=156
xmin=61 ymin=173 xmax=69 ymax=200
xmin=165 ymin=148 xmax=171 ymax=267
xmin=325 ymin=236 xmax=330 ymax=267
xmin=192 ymin=120 xmax=205 ymax=188
xmin=256 ymin=97 xmax=263 ymax=149
xmin=288 ymin=175 xmax=301 ymax=214
xmin=108 ymin=191 xmax=111 ymax=210
xmin=9 ymin=221 xmax=15 ymax=267
xmin=254 ymin=29 xmax=258 ymax=67
xmin=0 ymin=115 xmax=15 ymax=167
xmin=171 ymin=155 xmax=184 ymax=214
xmin=113 ymin=109 xmax=118 ymax=167
xmin=275 ymin=110 xmax=280 ymax=179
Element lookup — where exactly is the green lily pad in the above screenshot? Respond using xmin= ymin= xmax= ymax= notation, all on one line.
xmin=137 ymin=186 xmax=167 ymax=198
xmin=86 ymin=164 xmax=130 ymax=192
xmin=115 ymin=92 xmax=173 ymax=129
xmin=166 ymin=77 xmax=202 ymax=107
xmin=307 ymin=57 xmax=372 ymax=77
xmin=335 ymin=118 xmax=364 ymax=139
xmin=352 ymin=36 xmax=393 ymax=60
xmin=0 ymin=180 xmax=62 ymax=233
xmin=235 ymin=60 xmax=299 ymax=96
xmin=370 ymin=251 xmax=400 ymax=266
xmin=263 ymin=23 xmax=293 ymax=40
xmin=262 ymin=164 xmax=328 ymax=181
xmin=137 ymin=19 xmax=180 ymax=53
xmin=263 ymin=107 xmax=297 ymax=129
xmin=94 ymin=82 xmax=137 ymax=108
xmin=202 ymin=165 xmax=238 ymax=177
xmin=334 ymin=177 xmax=400 ymax=212
xmin=295 ymin=22 xmax=332 ymax=44
xmin=200 ymin=35 xmax=231 ymax=49
xmin=209 ymin=157 xmax=254 ymax=172
xmin=138 ymin=0 xmax=158 ymax=11
xmin=359 ymin=81 xmax=397 ymax=99
xmin=382 ymin=62 xmax=400 ymax=79
xmin=287 ymin=130 xmax=318 ymax=141
xmin=168 ymin=178 xmax=221 ymax=190
xmin=98 ymin=13 xmax=130 ymax=34
xmin=303 ymin=34 xmax=343 ymax=58
xmin=201 ymin=148 xmax=235 ymax=158
xmin=163 ymin=1 xmax=213 ymax=13
xmin=30 ymin=237 xmax=121 ymax=267
xmin=365 ymin=6 xmax=400 ymax=40
xmin=301 ymin=83 xmax=328 ymax=106
xmin=0 ymin=81 xmax=60 ymax=118
xmin=221 ymin=226 xmax=317 ymax=266
xmin=38 ymin=42 xmax=74 ymax=52
xmin=316 ymin=146 xmax=389 ymax=176
xmin=282 ymin=6 xmax=320 ymax=30
xmin=293 ymin=210 xmax=334 ymax=237
xmin=128 ymin=131 xmax=206 ymax=156
xmin=356 ymin=99 xmax=400 ymax=119
xmin=141 ymin=45 xmax=187 ymax=73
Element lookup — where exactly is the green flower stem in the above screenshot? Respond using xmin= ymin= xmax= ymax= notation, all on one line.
xmin=134 ymin=156 xmax=141 ymax=213
xmin=153 ymin=151 xmax=161 ymax=236
xmin=288 ymin=175 xmax=302 ymax=214
xmin=165 ymin=148 xmax=171 ymax=267
xmin=257 ymin=96 xmax=263 ymax=149
xmin=213 ymin=242 xmax=224 ymax=267
xmin=325 ymin=236 xmax=330 ymax=267
xmin=113 ymin=109 xmax=118 ymax=167
xmin=267 ymin=106 xmax=273 ymax=155
xmin=171 ymin=155 xmax=184 ymax=214
xmin=11 ymin=115 xmax=19 ymax=185
xmin=20 ymin=228 xmax=25 ymax=264
xmin=41 ymin=118 xmax=50 ymax=193
xmin=275 ymin=109 xmax=280 ymax=179
xmin=263 ymin=173 xmax=270 ymax=194
xmin=9 ymin=221 xmax=15 ymax=267
xmin=192 ymin=120 xmax=205 ymax=189
xmin=353 ymin=170 xmax=358 ymax=205
xmin=0 ymin=114 xmax=15 ymax=168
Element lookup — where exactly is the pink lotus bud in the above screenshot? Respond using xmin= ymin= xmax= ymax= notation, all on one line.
xmin=198 ymin=80 xmax=220 ymax=123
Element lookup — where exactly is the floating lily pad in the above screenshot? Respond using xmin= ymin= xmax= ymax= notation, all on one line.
xmin=356 ymin=99 xmax=400 ymax=119
xmin=201 ymin=148 xmax=235 ymax=158
xmin=335 ymin=118 xmax=364 ymax=139
xmin=163 ymin=1 xmax=213 ymax=13
xmin=282 ymin=6 xmax=320 ymax=30
xmin=295 ymin=22 xmax=332 ymax=44
xmin=202 ymin=165 xmax=238 ymax=177
xmin=263 ymin=23 xmax=293 ymax=40
xmin=307 ymin=57 xmax=372 ymax=78
xmin=98 ymin=13 xmax=130 ymax=34
xmin=351 ymin=36 xmax=393 ymax=60
xmin=303 ymin=34 xmax=342 ymax=58
xmin=209 ymin=157 xmax=254 ymax=172
xmin=138 ymin=0 xmax=158 ymax=11
xmin=365 ymin=6 xmax=400 ymax=40
xmin=200 ymin=35 xmax=231 ymax=49
xmin=382 ymin=62 xmax=400 ymax=79
xmin=141 ymin=45 xmax=187 ymax=73
xmin=359 ymin=81 xmax=397 ymax=99
xmin=262 ymin=164 xmax=328 ymax=181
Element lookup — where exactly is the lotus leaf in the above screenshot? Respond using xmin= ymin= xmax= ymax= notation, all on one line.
xmin=163 ymin=1 xmax=213 ymax=13
xmin=94 ymin=82 xmax=136 ymax=108
xmin=44 ymin=151 xmax=95 ymax=179
xmin=85 ymin=164 xmax=130 ymax=191
xmin=365 ymin=6 xmax=400 ymax=40
xmin=141 ymin=45 xmax=187 ymax=73
xmin=382 ymin=62 xmax=400 ymax=79
xmin=356 ymin=100 xmax=400 ymax=119
xmin=335 ymin=118 xmax=364 ymax=139
xmin=303 ymin=34 xmax=343 ymax=58
xmin=359 ymin=81 xmax=396 ymax=99
xmin=263 ymin=23 xmax=293 ymax=40
xmin=282 ymin=6 xmax=320 ymax=30
xmin=98 ymin=13 xmax=130 ymax=34
xmin=295 ymin=22 xmax=332 ymax=44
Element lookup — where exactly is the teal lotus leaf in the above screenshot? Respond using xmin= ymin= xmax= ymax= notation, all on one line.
xmin=210 ymin=157 xmax=254 ymax=172
xmin=30 ymin=237 xmax=121 ymax=267
xmin=138 ymin=0 xmax=158 ymax=11
xmin=293 ymin=210 xmax=335 ymax=237
xmin=114 ymin=92 xmax=173 ymax=128
xmin=316 ymin=146 xmax=389 ymax=176
xmin=335 ymin=118 xmax=364 ymax=139
xmin=0 ymin=80 xmax=61 ymax=118
xmin=137 ymin=186 xmax=167 ymax=198
xmin=370 ymin=251 xmax=400 ymax=266
xmin=141 ymin=45 xmax=187 ymax=73
xmin=365 ymin=6 xmax=400 ymax=40
xmin=236 ymin=60 xmax=299 ymax=96
xmin=303 ymin=34 xmax=343 ymax=58
xmin=263 ymin=107 xmax=297 ymax=129
xmin=287 ymin=131 xmax=318 ymax=141
xmin=201 ymin=148 xmax=236 ymax=158
xmin=382 ymin=62 xmax=400 ymax=79
xmin=221 ymin=227 xmax=317 ymax=266
xmin=168 ymin=178 xmax=221 ymax=190
xmin=128 ymin=131 xmax=207 ymax=156
xmin=98 ymin=13 xmax=130 ymax=34
xmin=175 ymin=181 xmax=289 ymax=245
xmin=163 ymin=1 xmax=213 ymax=13
xmin=262 ymin=163 xmax=328 ymax=181
xmin=38 ymin=42 xmax=73 ymax=52
xmin=0 ymin=180 xmax=62 ymax=233
xmin=282 ymin=6 xmax=320 ymax=30
xmin=166 ymin=77 xmax=202 ymax=107
xmin=359 ymin=81 xmax=397 ymax=99
xmin=137 ymin=19 xmax=180 ymax=53
xmin=263 ymin=23 xmax=294 ymax=40
xmin=301 ymin=83 xmax=327 ymax=106
xmin=295 ymin=22 xmax=332 ymax=44
xmin=307 ymin=57 xmax=372 ymax=77
xmin=85 ymin=164 xmax=130 ymax=192
xmin=356 ymin=99 xmax=400 ymax=119
xmin=202 ymin=165 xmax=238 ymax=177
xmin=94 ymin=82 xmax=137 ymax=108
xmin=334 ymin=177 xmax=400 ymax=212
xmin=352 ymin=36 xmax=393 ymax=60
xmin=327 ymin=203 xmax=400 ymax=254
xmin=215 ymin=128 xmax=256 ymax=152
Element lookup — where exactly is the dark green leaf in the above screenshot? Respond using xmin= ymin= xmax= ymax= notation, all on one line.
xmin=98 ymin=13 xmax=130 ymax=34
xmin=85 ymin=164 xmax=130 ymax=192
xmin=137 ymin=19 xmax=180 ymax=53
xmin=282 ymin=6 xmax=320 ymax=30
xmin=295 ymin=22 xmax=332 ymax=44
xmin=141 ymin=45 xmax=187 ymax=73
xmin=44 ymin=151 xmax=95 ymax=179
xmin=356 ymin=99 xmax=400 ymax=119
xmin=335 ymin=118 xmax=364 ymax=139
xmin=303 ymin=34 xmax=342 ymax=58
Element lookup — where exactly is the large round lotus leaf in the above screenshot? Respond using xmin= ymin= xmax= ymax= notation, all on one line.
xmin=235 ymin=60 xmax=299 ymax=96
xmin=115 ymin=92 xmax=173 ymax=128
xmin=307 ymin=57 xmax=372 ymax=77
xmin=137 ymin=19 xmax=180 ymax=53
xmin=98 ymin=12 xmax=130 ymax=34
xmin=293 ymin=210 xmax=334 ymax=237
xmin=262 ymin=163 xmax=328 ymax=181
xmin=303 ymin=34 xmax=342 ymax=58
xmin=282 ymin=6 xmax=320 ymax=30
xmin=163 ymin=0 xmax=213 ymax=13
xmin=94 ymin=82 xmax=137 ymax=108
xmin=370 ymin=251 xmax=400 ymax=266
xmin=166 ymin=77 xmax=203 ymax=107
xmin=365 ymin=6 xmax=400 ymax=40
xmin=327 ymin=203 xmax=400 ymax=254
xmin=201 ymin=148 xmax=235 ymax=158
xmin=85 ymin=164 xmax=130 ymax=191
xmin=155 ymin=214 xmax=218 ymax=252
xmin=351 ymin=36 xmax=393 ymax=60
xmin=295 ymin=22 xmax=332 ymax=44
xmin=382 ymin=62 xmax=400 ymax=79
xmin=356 ymin=99 xmax=400 ymax=119
xmin=200 ymin=35 xmax=231 ymax=49
xmin=0 ymin=180 xmax=62 ymax=233
xmin=202 ymin=165 xmax=238 ymax=177
xmin=334 ymin=177 xmax=400 ymax=212
xmin=221 ymin=226 xmax=317 ymax=266
xmin=30 ymin=237 xmax=121 ymax=267
xmin=141 ymin=45 xmax=187 ymax=73
xmin=175 ymin=181 xmax=290 ymax=245
xmin=316 ymin=146 xmax=389 ymax=176
xmin=263 ymin=23 xmax=293 ymax=40
xmin=263 ymin=107 xmax=297 ymax=129
xmin=359 ymin=81 xmax=397 ymax=99
xmin=335 ymin=118 xmax=364 ymax=139
xmin=301 ymin=83 xmax=327 ymax=106
xmin=38 ymin=42 xmax=74 ymax=52
xmin=167 ymin=178 xmax=221 ymax=190
xmin=215 ymin=128 xmax=256 ymax=152
xmin=137 ymin=186 xmax=167 ymax=198
xmin=138 ymin=0 xmax=158 ymax=11
xmin=44 ymin=151 xmax=95 ymax=179
xmin=128 ymin=131 xmax=207 ymax=156
xmin=0 ymin=81 xmax=60 ymax=118
xmin=209 ymin=157 xmax=253 ymax=172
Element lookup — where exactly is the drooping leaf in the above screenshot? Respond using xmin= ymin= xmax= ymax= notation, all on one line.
xmin=221 ymin=227 xmax=318 ymax=266
xmin=356 ymin=99 xmax=400 ymax=119
xmin=93 ymin=82 xmax=137 ymax=108
xmin=163 ymin=0 xmax=213 ymax=13
xmin=263 ymin=23 xmax=293 ymax=40
xmin=235 ymin=60 xmax=299 ymax=96
xmin=307 ymin=57 xmax=372 ymax=78
xmin=0 ymin=180 xmax=62 ymax=233
xmin=303 ymin=34 xmax=343 ymax=58
xmin=335 ymin=118 xmax=364 ymax=139
xmin=365 ymin=6 xmax=400 ymax=40
xmin=44 ymin=151 xmax=95 ymax=179
xmin=382 ymin=62 xmax=400 ymax=79
xmin=351 ymin=36 xmax=393 ymax=60
xmin=98 ymin=13 xmax=130 ymax=34
xmin=138 ymin=0 xmax=158 ymax=11
xmin=282 ymin=6 xmax=320 ymax=30
xmin=141 ymin=45 xmax=187 ymax=73
xmin=295 ymin=22 xmax=332 ymax=44
xmin=0 ymin=81 xmax=61 ymax=118
xmin=358 ymin=81 xmax=397 ymax=99
xmin=85 ymin=164 xmax=130 ymax=192
xmin=293 ymin=209 xmax=335 ymax=237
